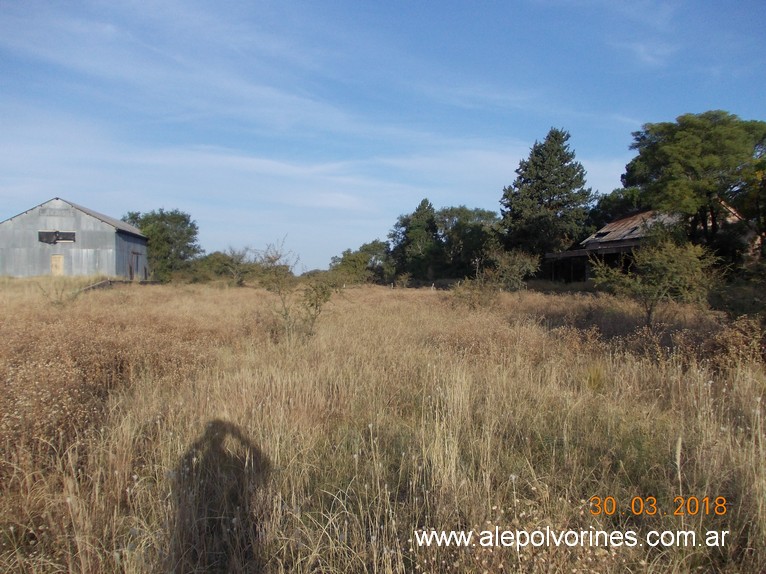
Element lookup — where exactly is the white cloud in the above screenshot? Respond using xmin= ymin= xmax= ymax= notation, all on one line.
xmin=0 ymin=105 xmax=534 ymax=267
xmin=6 ymin=0 xmax=757 ymax=269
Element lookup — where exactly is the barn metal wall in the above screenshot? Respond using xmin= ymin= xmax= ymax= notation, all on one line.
xmin=0 ymin=198 xmax=147 ymax=278
xmin=116 ymin=231 xmax=150 ymax=280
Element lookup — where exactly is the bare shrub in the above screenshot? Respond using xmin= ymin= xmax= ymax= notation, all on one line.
xmin=450 ymin=278 xmax=498 ymax=310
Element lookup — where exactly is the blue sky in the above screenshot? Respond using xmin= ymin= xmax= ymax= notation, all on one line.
xmin=2 ymin=0 xmax=765 ymax=270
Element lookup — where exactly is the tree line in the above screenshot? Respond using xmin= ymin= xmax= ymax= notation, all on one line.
xmin=125 ymin=110 xmax=766 ymax=294
xmin=332 ymin=110 xmax=766 ymax=288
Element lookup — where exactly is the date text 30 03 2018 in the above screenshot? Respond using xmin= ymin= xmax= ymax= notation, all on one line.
xmin=589 ymin=495 xmax=728 ymax=517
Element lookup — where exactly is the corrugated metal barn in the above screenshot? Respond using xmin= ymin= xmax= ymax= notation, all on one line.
xmin=0 ymin=198 xmax=149 ymax=279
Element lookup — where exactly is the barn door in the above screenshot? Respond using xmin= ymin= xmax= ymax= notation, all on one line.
xmin=50 ymin=255 xmax=64 ymax=276
xmin=131 ymin=252 xmax=141 ymax=281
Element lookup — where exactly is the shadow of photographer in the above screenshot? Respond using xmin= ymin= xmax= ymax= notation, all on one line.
xmin=169 ymin=419 xmax=271 ymax=573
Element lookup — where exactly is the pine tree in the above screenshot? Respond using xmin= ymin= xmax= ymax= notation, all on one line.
xmin=500 ymin=128 xmax=593 ymax=256
xmin=389 ymin=198 xmax=444 ymax=280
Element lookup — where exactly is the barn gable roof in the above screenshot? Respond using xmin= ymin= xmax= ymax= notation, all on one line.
xmin=1 ymin=198 xmax=146 ymax=240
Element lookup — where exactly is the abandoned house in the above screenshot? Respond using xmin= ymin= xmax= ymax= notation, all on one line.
xmin=544 ymin=210 xmax=677 ymax=282
xmin=0 ymin=197 xmax=149 ymax=279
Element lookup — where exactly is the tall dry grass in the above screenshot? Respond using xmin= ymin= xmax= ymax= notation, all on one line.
xmin=0 ymin=279 xmax=763 ymax=572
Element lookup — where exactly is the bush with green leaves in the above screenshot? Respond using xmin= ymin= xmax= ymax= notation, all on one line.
xmin=329 ymin=239 xmax=394 ymax=286
xmin=591 ymin=240 xmax=718 ymax=326
xmin=453 ymin=249 xmax=539 ymax=309
xmin=254 ymin=242 xmax=332 ymax=342
xmin=483 ymin=248 xmax=540 ymax=291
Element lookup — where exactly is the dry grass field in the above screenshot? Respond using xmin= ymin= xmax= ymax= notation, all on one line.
xmin=0 ymin=278 xmax=764 ymax=573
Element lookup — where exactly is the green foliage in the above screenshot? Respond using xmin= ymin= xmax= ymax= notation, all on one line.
xmin=254 ymin=242 xmax=331 ymax=342
xmin=394 ymin=272 xmax=411 ymax=289
xmin=219 ymin=247 xmax=254 ymax=286
xmin=736 ymin=156 xmax=766 ymax=260
xmin=254 ymin=242 xmax=297 ymax=294
xmin=453 ymin=248 xmax=539 ymax=309
xmin=301 ymin=279 xmax=333 ymax=329
xmin=191 ymin=248 xmax=280 ymax=286
xmin=435 ymin=206 xmax=499 ymax=278
xmin=329 ymin=240 xmax=394 ymax=285
xmin=500 ymin=128 xmax=594 ymax=256
xmin=389 ymin=198 xmax=444 ymax=280
xmin=591 ymin=240 xmax=718 ymax=326
xmin=709 ymin=264 xmax=766 ymax=317
xmin=482 ymin=248 xmax=540 ymax=291
xmin=330 ymin=249 xmax=373 ymax=284
xmin=192 ymin=251 xmax=235 ymax=279
xmin=586 ymin=187 xmax=645 ymax=231
xmin=623 ymin=110 xmax=766 ymax=250
xmin=386 ymin=200 xmax=502 ymax=282
xmin=123 ymin=209 xmax=203 ymax=281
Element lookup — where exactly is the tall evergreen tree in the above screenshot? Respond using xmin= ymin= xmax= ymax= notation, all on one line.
xmin=500 ymin=128 xmax=593 ymax=256
xmin=389 ymin=198 xmax=444 ymax=280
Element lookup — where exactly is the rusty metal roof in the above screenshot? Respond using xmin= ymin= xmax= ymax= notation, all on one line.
xmin=580 ymin=210 xmax=677 ymax=248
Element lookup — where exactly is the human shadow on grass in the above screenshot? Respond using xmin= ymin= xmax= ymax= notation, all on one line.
xmin=169 ymin=419 xmax=271 ymax=573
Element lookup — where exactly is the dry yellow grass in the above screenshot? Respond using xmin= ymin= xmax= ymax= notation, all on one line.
xmin=0 ymin=279 xmax=764 ymax=572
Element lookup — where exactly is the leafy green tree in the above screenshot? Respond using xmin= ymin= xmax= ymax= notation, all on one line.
xmin=501 ymin=128 xmax=594 ymax=256
xmin=435 ymin=206 xmax=499 ymax=278
xmin=389 ymin=199 xmax=445 ymax=280
xmin=123 ymin=209 xmax=203 ymax=281
xmin=737 ymin=156 xmax=766 ymax=260
xmin=329 ymin=249 xmax=373 ymax=284
xmin=359 ymin=240 xmax=396 ymax=283
xmin=623 ymin=110 xmax=766 ymax=249
xmin=329 ymin=240 xmax=394 ymax=285
xmin=191 ymin=251 xmax=235 ymax=282
xmin=591 ymin=240 xmax=718 ymax=326
xmin=586 ymin=187 xmax=645 ymax=231
xmin=482 ymin=247 xmax=540 ymax=291
xmin=191 ymin=248 xmax=266 ymax=285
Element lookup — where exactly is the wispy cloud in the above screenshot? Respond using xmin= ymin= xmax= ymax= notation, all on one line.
xmin=0 ymin=105 xmax=526 ymax=263
xmin=0 ymin=2 xmax=360 ymax=137
xmin=534 ymin=0 xmax=681 ymax=31
xmin=612 ymin=40 xmax=679 ymax=67
xmin=534 ymin=0 xmax=682 ymax=67
xmin=407 ymin=77 xmax=541 ymax=114
xmin=4 ymin=0 xmax=761 ymax=269
xmin=601 ymin=0 xmax=680 ymax=31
